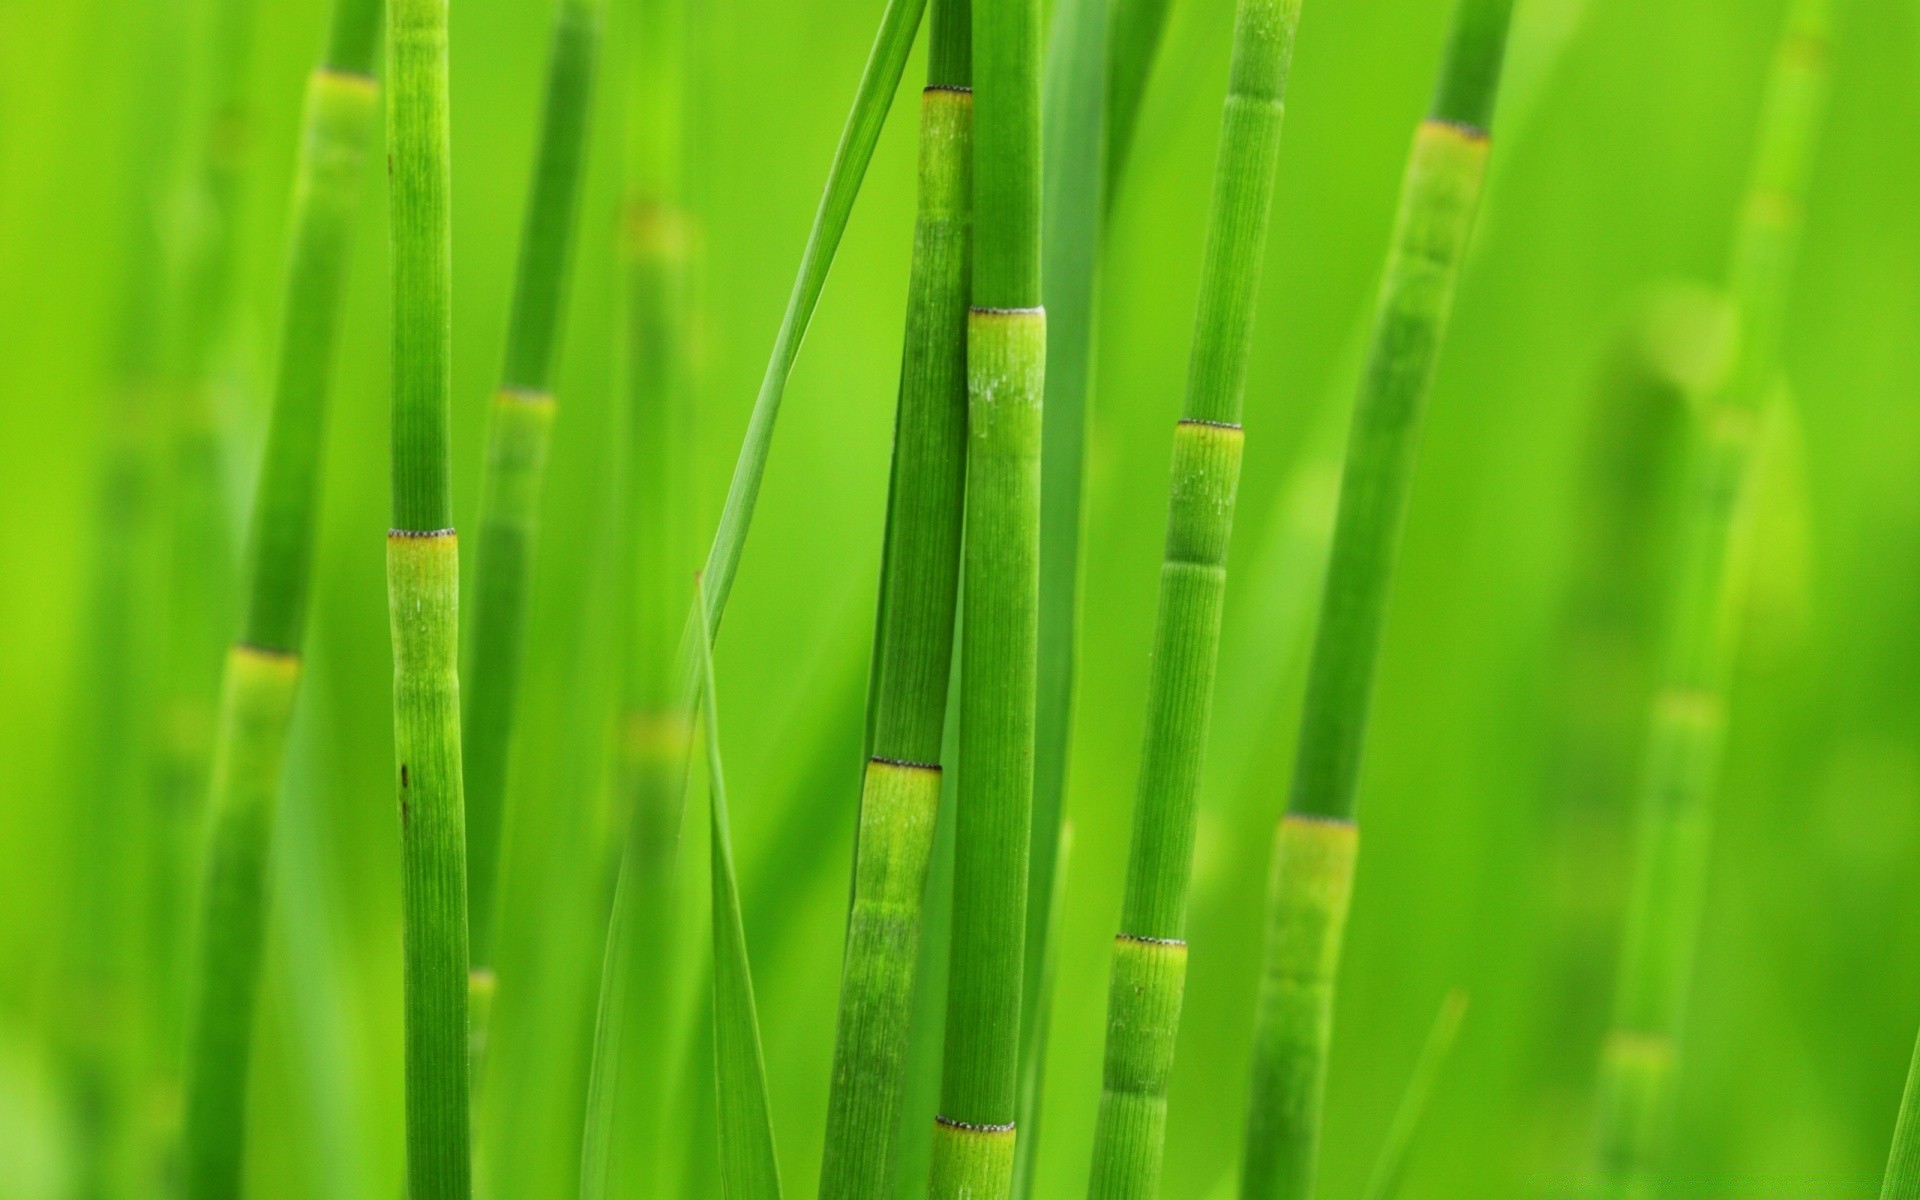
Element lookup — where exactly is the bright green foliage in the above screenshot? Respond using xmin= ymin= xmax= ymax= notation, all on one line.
xmin=463 ymin=0 xmax=606 ymax=982
xmin=386 ymin=0 xmax=471 ymax=1192
xmin=179 ymin=15 xmax=382 ymax=1191
xmin=1241 ymin=3 xmax=1514 ymax=1197
xmin=1086 ymin=0 xmax=1300 ymax=1188
xmin=1882 ymin=1029 xmax=1920 ymax=1200
xmin=1592 ymin=2 xmax=1836 ymax=1192
xmin=818 ymin=21 xmax=971 ymax=1194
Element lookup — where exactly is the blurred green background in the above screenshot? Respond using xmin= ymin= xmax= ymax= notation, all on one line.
xmin=5 ymin=0 xmax=1920 ymax=1196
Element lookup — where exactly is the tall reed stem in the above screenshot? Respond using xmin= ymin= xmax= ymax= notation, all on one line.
xmin=1592 ymin=3 xmax=1834 ymax=1192
xmin=177 ymin=6 xmax=383 ymax=1195
xmin=387 ymin=0 xmax=471 ymax=1191
xmin=927 ymin=0 xmax=1044 ymax=1191
xmin=817 ymin=5 xmax=971 ymax=1196
xmin=1239 ymin=5 xmax=1513 ymax=1197
xmin=1086 ymin=0 xmax=1301 ymax=1193
xmin=461 ymin=0 xmax=606 ymax=1064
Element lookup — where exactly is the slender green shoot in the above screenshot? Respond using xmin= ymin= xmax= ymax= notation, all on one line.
xmin=461 ymin=0 xmax=607 ymax=1041
xmin=177 ymin=4 xmax=382 ymax=1195
xmin=386 ymin=0 xmax=472 ymax=1191
xmin=697 ymin=579 xmax=784 ymax=1200
xmin=1359 ymin=991 xmax=1468 ymax=1200
xmin=1240 ymin=5 xmax=1515 ymax=1198
xmin=816 ymin=3 xmax=971 ymax=1196
xmin=1105 ymin=0 xmax=1175 ymax=198
xmin=927 ymin=0 xmax=1045 ymax=1191
xmin=1592 ymin=2 xmax=1836 ymax=1191
xmin=1084 ymin=0 xmax=1301 ymax=1190
xmin=1881 ymin=1026 xmax=1920 ymax=1200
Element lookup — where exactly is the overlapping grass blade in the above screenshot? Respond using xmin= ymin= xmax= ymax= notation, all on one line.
xmin=1591 ymin=2 xmax=1837 ymax=1191
xmin=1083 ymin=0 xmax=1302 ymax=1188
xmin=1359 ymin=991 xmax=1468 ymax=1200
xmin=385 ymin=0 xmax=473 ymax=1190
xmin=1239 ymin=5 xmax=1515 ymax=1197
xmin=461 ymin=0 xmax=608 ymax=1051
xmin=1881 ymin=1027 xmax=1920 ymax=1200
xmin=696 ymin=580 xmax=784 ymax=1200
xmin=816 ymin=1 xmax=971 ymax=1195
xmin=177 ymin=3 xmax=382 ymax=1194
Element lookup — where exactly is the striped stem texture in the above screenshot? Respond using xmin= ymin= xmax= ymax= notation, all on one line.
xmin=818 ymin=38 xmax=972 ymax=1200
xmin=929 ymin=0 xmax=1046 ymax=1159
xmin=1593 ymin=3 xmax=1834 ymax=1191
xmin=1086 ymin=0 xmax=1298 ymax=1192
xmin=179 ymin=22 xmax=381 ymax=1196
xmin=388 ymin=0 xmax=472 ymax=1192
xmin=1241 ymin=5 xmax=1512 ymax=1198
xmin=463 ymin=0 xmax=605 ymax=988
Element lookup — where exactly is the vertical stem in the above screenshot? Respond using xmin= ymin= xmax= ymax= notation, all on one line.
xmin=928 ymin=0 xmax=1044 ymax=1186
xmin=178 ymin=6 xmax=382 ymax=1192
xmin=1592 ymin=3 xmax=1834 ymax=1193
xmin=818 ymin=3 xmax=971 ymax=1191
xmin=1239 ymin=5 xmax=1513 ymax=1198
xmin=1084 ymin=0 xmax=1299 ymax=1190
xmin=387 ymin=0 xmax=471 ymax=1192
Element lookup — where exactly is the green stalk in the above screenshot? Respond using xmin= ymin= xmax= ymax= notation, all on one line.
xmin=1085 ymin=0 xmax=1300 ymax=1191
xmin=387 ymin=0 xmax=472 ymax=1191
xmin=176 ymin=5 xmax=382 ymax=1196
xmin=927 ymin=0 xmax=1043 ymax=1190
xmin=817 ymin=4 xmax=971 ymax=1196
xmin=1881 ymin=1028 xmax=1920 ymax=1200
xmin=1239 ymin=6 xmax=1513 ymax=1198
xmin=461 ymin=0 xmax=606 ymax=1063
xmin=701 ymin=0 xmax=934 ymax=624
xmin=1592 ymin=2 xmax=1835 ymax=1192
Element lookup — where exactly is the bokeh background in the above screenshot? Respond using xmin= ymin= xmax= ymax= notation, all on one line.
xmin=5 ymin=0 xmax=1920 ymax=1196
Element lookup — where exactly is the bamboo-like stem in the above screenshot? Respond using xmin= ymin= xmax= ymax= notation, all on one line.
xmin=387 ymin=0 xmax=472 ymax=1190
xmin=177 ymin=8 xmax=382 ymax=1194
xmin=1881 ymin=1027 xmax=1920 ymax=1200
xmin=1592 ymin=3 xmax=1835 ymax=1192
xmin=816 ymin=5 xmax=972 ymax=1196
xmin=1239 ymin=5 xmax=1513 ymax=1198
xmin=461 ymin=0 xmax=606 ymax=1072
xmin=1085 ymin=0 xmax=1301 ymax=1188
xmin=927 ymin=0 xmax=1044 ymax=1189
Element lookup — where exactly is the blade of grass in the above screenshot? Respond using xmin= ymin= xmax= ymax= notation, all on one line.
xmin=1358 ymin=991 xmax=1468 ymax=1200
xmin=1010 ymin=822 xmax=1071 ymax=1200
xmin=817 ymin=4 xmax=972 ymax=1197
xmin=1591 ymin=2 xmax=1837 ymax=1191
xmin=386 ymin=0 xmax=472 ymax=1190
xmin=461 ymin=0 xmax=608 ymax=1055
xmin=1105 ymin=0 xmax=1175 ymax=198
xmin=926 ymin=0 xmax=1045 ymax=1189
xmin=176 ymin=5 xmax=382 ymax=1196
xmin=1084 ymin=0 xmax=1302 ymax=1190
xmin=696 ymin=578 xmax=784 ymax=1200
xmin=1239 ymin=6 xmax=1515 ymax=1198
xmin=1881 ymin=1026 xmax=1920 ymax=1200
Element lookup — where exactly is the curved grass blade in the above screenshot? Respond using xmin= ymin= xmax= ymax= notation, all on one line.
xmin=1359 ymin=991 xmax=1468 ymax=1200
xmin=1881 ymin=1026 xmax=1920 ymax=1200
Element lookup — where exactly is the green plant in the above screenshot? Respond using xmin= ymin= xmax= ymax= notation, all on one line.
xmin=176 ymin=4 xmax=383 ymax=1195
xmin=1239 ymin=4 xmax=1514 ymax=1197
xmin=1591 ymin=2 xmax=1836 ymax=1192
xmin=927 ymin=0 xmax=1045 ymax=1190
xmin=461 ymin=0 xmax=607 ymax=1062
xmin=1881 ymin=1029 xmax=1920 ymax=1200
xmin=1083 ymin=0 xmax=1303 ymax=1191
xmin=385 ymin=0 xmax=472 ymax=1191
xmin=816 ymin=2 xmax=971 ymax=1196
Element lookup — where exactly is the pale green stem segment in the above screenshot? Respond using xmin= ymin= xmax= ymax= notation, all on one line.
xmin=1087 ymin=0 xmax=1298 ymax=1187
xmin=1242 ymin=816 xmax=1358 ymax=1200
xmin=1241 ymin=2 xmax=1513 ymax=1193
xmin=1881 ymin=1028 xmax=1920 ymax=1200
xmin=930 ymin=308 xmax=1044 ymax=1200
xmin=463 ymin=0 xmax=606 ymax=983
xmin=389 ymin=532 xmax=473 ymax=1200
xmin=1592 ymin=2 xmax=1834 ymax=1191
xmin=697 ymin=583 xmax=784 ymax=1200
xmin=388 ymin=0 xmax=471 ymax=1188
xmin=179 ymin=47 xmax=381 ymax=1200
xmin=701 ymin=0 xmax=934 ymax=623
xmin=819 ymin=71 xmax=972 ymax=1200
